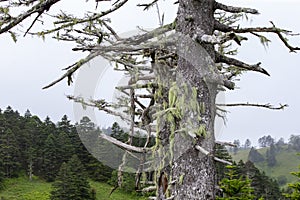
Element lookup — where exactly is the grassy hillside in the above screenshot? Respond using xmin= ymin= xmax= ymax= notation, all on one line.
xmin=230 ymin=146 xmax=300 ymax=186
xmin=0 ymin=175 xmax=147 ymax=200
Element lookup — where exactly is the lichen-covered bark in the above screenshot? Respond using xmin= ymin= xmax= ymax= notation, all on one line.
xmin=169 ymin=0 xmax=217 ymax=199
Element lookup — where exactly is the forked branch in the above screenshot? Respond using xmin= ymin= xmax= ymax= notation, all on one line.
xmin=215 ymin=21 xmax=300 ymax=53
xmin=217 ymin=103 xmax=288 ymax=110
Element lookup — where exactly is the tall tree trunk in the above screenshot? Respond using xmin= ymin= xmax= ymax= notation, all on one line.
xmin=164 ymin=0 xmax=217 ymax=199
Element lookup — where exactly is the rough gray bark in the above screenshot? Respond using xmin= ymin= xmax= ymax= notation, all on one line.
xmin=173 ymin=2 xmax=216 ymax=200
xmin=158 ymin=0 xmax=217 ymax=199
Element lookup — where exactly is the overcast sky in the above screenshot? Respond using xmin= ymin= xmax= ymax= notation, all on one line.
xmin=0 ymin=0 xmax=299 ymax=146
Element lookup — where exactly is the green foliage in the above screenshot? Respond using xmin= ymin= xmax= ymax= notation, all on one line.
xmin=266 ymin=144 xmax=277 ymax=167
xmin=238 ymin=161 xmax=283 ymax=200
xmin=231 ymin=145 xmax=300 ymax=185
xmin=0 ymin=159 xmax=4 ymax=190
xmin=0 ymin=128 xmax=21 ymax=178
xmin=215 ymin=144 xmax=233 ymax=183
xmin=41 ymin=134 xmax=60 ymax=182
xmin=109 ymin=170 xmax=136 ymax=193
xmin=284 ymin=155 xmax=300 ymax=199
xmin=0 ymin=176 xmax=52 ymax=200
xmin=217 ymin=165 xmax=255 ymax=200
xmin=248 ymin=147 xmax=265 ymax=163
xmin=0 ymin=176 xmax=146 ymax=200
xmin=288 ymin=135 xmax=300 ymax=151
xmin=50 ymin=155 xmax=95 ymax=200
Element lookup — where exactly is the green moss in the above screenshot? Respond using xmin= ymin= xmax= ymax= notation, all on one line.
xmin=179 ymin=174 xmax=185 ymax=185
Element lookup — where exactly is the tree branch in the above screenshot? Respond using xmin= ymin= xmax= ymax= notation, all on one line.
xmin=217 ymin=103 xmax=288 ymax=110
xmin=215 ymin=141 xmax=237 ymax=147
xmin=214 ymin=2 xmax=259 ymax=14
xmin=215 ymin=52 xmax=270 ymax=76
xmin=197 ymin=32 xmax=247 ymax=45
xmin=195 ymin=145 xmax=232 ymax=165
xmin=37 ymin=0 xmax=129 ymax=35
xmin=215 ymin=21 xmax=300 ymax=53
xmin=99 ymin=133 xmax=151 ymax=153
xmin=42 ymin=52 xmax=99 ymax=89
xmin=0 ymin=0 xmax=61 ymax=34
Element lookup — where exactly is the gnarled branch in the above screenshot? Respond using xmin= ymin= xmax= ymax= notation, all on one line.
xmin=214 ymin=2 xmax=259 ymax=14
xmin=215 ymin=52 xmax=270 ymax=76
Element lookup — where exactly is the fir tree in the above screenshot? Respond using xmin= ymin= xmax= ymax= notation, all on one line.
xmin=217 ymin=165 xmax=255 ymax=200
xmin=266 ymin=144 xmax=277 ymax=167
xmin=248 ymin=147 xmax=265 ymax=163
xmin=41 ymin=134 xmax=60 ymax=182
xmin=50 ymin=155 xmax=95 ymax=200
xmin=0 ymin=158 xmax=4 ymax=190
xmin=0 ymin=128 xmax=21 ymax=178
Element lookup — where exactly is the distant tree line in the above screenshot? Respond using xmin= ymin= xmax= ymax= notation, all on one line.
xmin=0 ymin=106 xmax=299 ymax=199
xmin=0 ymin=106 xmax=156 ymax=197
xmin=0 ymin=106 xmax=115 ymax=182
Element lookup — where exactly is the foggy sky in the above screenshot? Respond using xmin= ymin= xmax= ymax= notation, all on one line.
xmin=0 ymin=0 xmax=299 ymax=146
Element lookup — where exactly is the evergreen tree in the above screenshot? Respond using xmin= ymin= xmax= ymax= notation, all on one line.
xmin=288 ymin=135 xmax=300 ymax=151
xmin=21 ymin=115 xmax=44 ymax=180
xmin=239 ymin=161 xmax=282 ymax=200
xmin=0 ymin=158 xmax=4 ymax=190
xmin=57 ymin=131 xmax=75 ymax=164
xmin=217 ymin=165 xmax=255 ymax=200
xmin=57 ymin=115 xmax=73 ymax=135
xmin=35 ymin=116 xmax=57 ymax=177
xmin=233 ymin=140 xmax=240 ymax=155
xmin=50 ymin=155 xmax=95 ymax=200
xmin=41 ymin=134 xmax=60 ymax=182
xmin=0 ymin=128 xmax=21 ymax=178
xmin=244 ymin=139 xmax=252 ymax=149
xmin=111 ymin=122 xmax=127 ymax=142
xmin=248 ymin=147 xmax=265 ymax=163
xmin=266 ymin=144 xmax=277 ymax=167
xmin=76 ymin=117 xmax=113 ymax=181
xmin=215 ymin=144 xmax=233 ymax=183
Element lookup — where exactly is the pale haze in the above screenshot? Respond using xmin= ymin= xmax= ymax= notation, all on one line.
xmin=0 ymin=1 xmax=299 ymax=146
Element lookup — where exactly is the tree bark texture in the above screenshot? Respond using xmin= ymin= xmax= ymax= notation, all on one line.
xmin=166 ymin=1 xmax=217 ymax=199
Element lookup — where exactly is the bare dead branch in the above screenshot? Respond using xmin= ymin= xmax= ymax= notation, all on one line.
xmin=214 ymin=2 xmax=259 ymax=14
xmin=215 ymin=52 xmax=270 ymax=76
xmin=195 ymin=145 xmax=232 ymax=165
xmin=217 ymin=103 xmax=288 ymax=110
xmin=40 ymin=0 xmax=129 ymax=35
xmin=215 ymin=141 xmax=237 ymax=147
xmin=215 ymin=21 xmax=300 ymax=53
xmin=23 ymin=12 xmax=42 ymax=36
xmin=102 ymin=20 xmax=121 ymax=40
xmin=0 ymin=0 xmax=61 ymax=34
xmin=66 ymin=95 xmax=132 ymax=122
xmin=116 ymin=83 xmax=157 ymax=90
xmin=214 ymin=157 xmax=232 ymax=165
xmin=141 ymin=186 xmax=156 ymax=193
xmin=43 ymin=52 xmax=99 ymax=89
xmin=137 ymin=0 xmax=159 ymax=11
xmin=99 ymin=133 xmax=151 ymax=153
xmin=197 ymin=32 xmax=247 ymax=46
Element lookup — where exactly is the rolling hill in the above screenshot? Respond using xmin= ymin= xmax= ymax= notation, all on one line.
xmin=230 ymin=145 xmax=300 ymax=186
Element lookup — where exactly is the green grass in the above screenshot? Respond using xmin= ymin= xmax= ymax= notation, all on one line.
xmin=90 ymin=181 xmax=147 ymax=200
xmin=231 ymin=146 xmax=300 ymax=186
xmin=0 ymin=175 xmax=51 ymax=200
xmin=0 ymin=176 xmax=147 ymax=200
